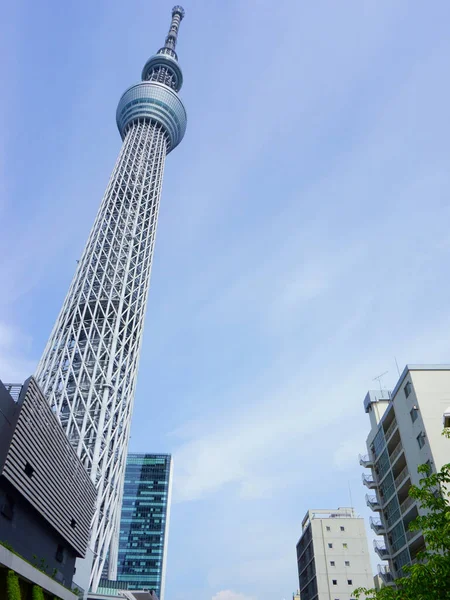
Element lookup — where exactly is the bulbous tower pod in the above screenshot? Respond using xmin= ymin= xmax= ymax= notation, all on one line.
xmin=35 ymin=7 xmax=187 ymax=592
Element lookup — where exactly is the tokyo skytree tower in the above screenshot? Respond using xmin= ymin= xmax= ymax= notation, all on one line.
xmin=36 ymin=7 xmax=186 ymax=591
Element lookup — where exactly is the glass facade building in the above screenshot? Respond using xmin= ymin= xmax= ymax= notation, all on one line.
xmin=98 ymin=454 xmax=173 ymax=599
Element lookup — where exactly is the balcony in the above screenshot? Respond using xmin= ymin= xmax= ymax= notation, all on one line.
xmin=362 ymin=473 xmax=377 ymax=489
xmin=359 ymin=453 xmax=374 ymax=468
xmin=394 ymin=466 xmax=410 ymax=489
xmin=370 ymin=516 xmax=386 ymax=535
xmin=366 ymin=493 xmax=381 ymax=511
xmin=384 ymin=419 xmax=398 ymax=442
xmin=389 ymin=442 xmax=404 ymax=465
xmin=378 ymin=564 xmax=393 ymax=585
xmin=400 ymin=495 xmax=416 ymax=515
xmin=374 ymin=540 xmax=391 ymax=559
xmin=406 ymin=528 xmax=421 ymax=543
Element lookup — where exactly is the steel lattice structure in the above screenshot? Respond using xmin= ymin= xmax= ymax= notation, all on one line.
xmin=35 ymin=7 xmax=187 ymax=592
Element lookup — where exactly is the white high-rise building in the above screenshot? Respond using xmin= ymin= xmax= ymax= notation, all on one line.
xmin=360 ymin=365 xmax=450 ymax=585
xmin=296 ymin=507 xmax=373 ymax=600
xmin=35 ymin=6 xmax=187 ymax=592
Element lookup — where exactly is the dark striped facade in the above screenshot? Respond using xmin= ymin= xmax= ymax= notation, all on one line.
xmin=0 ymin=376 xmax=96 ymax=557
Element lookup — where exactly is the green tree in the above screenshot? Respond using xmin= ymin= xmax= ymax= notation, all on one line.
xmin=355 ymin=459 xmax=450 ymax=599
xmin=31 ymin=585 xmax=45 ymax=600
xmin=6 ymin=570 xmax=21 ymax=600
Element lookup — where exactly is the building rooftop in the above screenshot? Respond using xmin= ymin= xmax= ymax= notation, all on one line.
xmin=301 ymin=507 xmax=357 ymax=530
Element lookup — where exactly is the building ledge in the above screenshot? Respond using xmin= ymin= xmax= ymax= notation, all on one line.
xmin=0 ymin=545 xmax=77 ymax=600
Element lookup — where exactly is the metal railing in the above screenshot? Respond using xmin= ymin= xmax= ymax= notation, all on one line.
xmin=373 ymin=540 xmax=390 ymax=558
xmin=378 ymin=564 xmax=393 ymax=584
xmin=394 ymin=465 xmax=410 ymax=488
xmin=384 ymin=419 xmax=398 ymax=441
xmin=389 ymin=442 xmax=404 ymax=464
xmin=366 ymin=493 xmax=381 ymax=510
xmin=406 ymin=528 xmax=421 ymax=542
xmin=359 ymin=453 xmax=374 ymax=467
xmin=400 ymin=495 xmax=416 ymax=514
xmin=362 ymin=473 xmax=377 ymax=488
xmin=369 ymin=516 xmax=385 ymax=533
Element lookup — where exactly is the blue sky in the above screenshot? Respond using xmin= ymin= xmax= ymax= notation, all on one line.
xmin=2 ymin=1 xmax=450 ymax=599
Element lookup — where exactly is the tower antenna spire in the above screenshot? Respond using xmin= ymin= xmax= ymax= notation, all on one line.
xmin=164 ymin=6 xmax=185 ymax=51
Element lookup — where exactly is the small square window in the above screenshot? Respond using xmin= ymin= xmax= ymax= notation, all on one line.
xmin=332 ymin=580 xmax=337 ymax=585
xmin=330 ymin=561 xmax=335 ymax=566
xmin=404 ymin=381 xmax=412 ymax=398
xmin=70 ymin=518 xmax=76 ymax=529
xmin=348 ymin=580 xmax=353 ymax=585
xmin=410 ymin=407 xmax=419 ymax=423
xmin=340 ymin=526 xmax=345 ymax=531
xmin=343 ymin=543 xmax=348 ymax=549
xmin=417 ymin=433 xmax=426 ymax=449
xmin=345 ymin=561 xmax=350 ymax=566
xmin=326 ymin=526 xmax=331 ymax=531
xmin=24 ymin=462 xmax=34 ymax=478
xmin=328 ymin=543 xmax=333 ymax=548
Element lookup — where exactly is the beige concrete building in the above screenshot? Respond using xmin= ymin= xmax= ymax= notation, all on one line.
xmin=296 ymin=508 xmax=373 ymax=600
xmin=360 ymin=365 xmax=450 ymax=584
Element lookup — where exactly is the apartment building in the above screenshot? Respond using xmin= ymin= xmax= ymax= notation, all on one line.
xmin=296 ymin=507 xmax=373 ymax=600
xmin=360 ymin=365 xmax=450 ymax=584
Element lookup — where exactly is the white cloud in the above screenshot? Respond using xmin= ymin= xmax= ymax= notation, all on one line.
xmin=212 ymin=591 xmax=255 ymax=600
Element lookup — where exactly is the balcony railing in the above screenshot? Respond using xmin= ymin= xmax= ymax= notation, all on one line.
xmin=374 ymin=540 xmax=390 ymax=559
xmin=406 ymin=528 xmax=421 ymax=542
xmin=384 ymin=419 xmax=398 ymax=441
xmin=366 ymin=493 xmax=381 ymax=511
xmin=389 ymin=442 xmax=404 ymax=464
xmin=378 ymin=564 xmax=393 ymax=584
xmin=394 ymin=466 xmax=410 ymax=488
xmin=400 ymin=495 xmax=416 ymax=514
xmin=369 ymin=516 xmax=386 ymax=534
xmin=359 ymin=453 xmax=374 ymax=468
xmin=362 ymin=473 xmax=377 ymax=489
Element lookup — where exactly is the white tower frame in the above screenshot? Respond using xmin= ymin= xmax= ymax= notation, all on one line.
xmin=36 ymin=7 xmax=187 ymax=592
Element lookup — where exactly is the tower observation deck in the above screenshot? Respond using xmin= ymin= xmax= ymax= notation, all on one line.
xmin=35 ymin=7 xmax=187 ymax=592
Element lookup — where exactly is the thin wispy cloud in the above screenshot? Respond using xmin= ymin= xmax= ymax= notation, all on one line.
xmin=2 ymin=1 xmax=450 ymax=599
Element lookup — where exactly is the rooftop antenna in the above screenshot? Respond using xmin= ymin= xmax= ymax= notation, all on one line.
xmin=394 ymin=357 xmax=401 ymax=378
xmin=373 ymin=371 xmax=389 ymax=393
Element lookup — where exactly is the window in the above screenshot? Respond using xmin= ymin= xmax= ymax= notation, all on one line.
xmin=0 ymin=494 xmax=14 ymax=520
xmin=328 ymin=543 xmax=333 ymax=548
xmin=332 ymin=580 xmax=337 ymax=585
xmin=425 ymin=459 xmax=433 ymax=476
xmin=343 ymin=543 xmax=348 ymax=549
xmin=410 ymin=407 xmax=419 ymax=423
xmin=348 ymin=580 xmax=353 ymax=585
xmin=417 ymin=433 xmax=426 ymax=449
xmin=340 ymin=526 xmax=345 ymax=531
xmin=24 ymin=462 xmax=34 ymax=478
xmin=345 ymin=561 xmax=350 ymax=566
xmin=330 ymin=561 xmax=335 ymax=566
xmin=55 ymin=544 xmax=65 ymax=563
xmin=70 ymin=518 xmax=76 ymax=529
xmin=404 ymin=381 xmax=412 ymax=398
xmin=326 ymin=526 xmax=331 ymax=531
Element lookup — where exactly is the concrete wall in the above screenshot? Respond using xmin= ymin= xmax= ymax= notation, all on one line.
xmin=311 ymin=517 xmax=373 ymax=600
xmin=0 ymin=544 xmax=77 ymax=600
xmin=1 ymin=377 xmax=96 ymax=557
xmin=0 ymin=476 xmax=77 ymax=587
